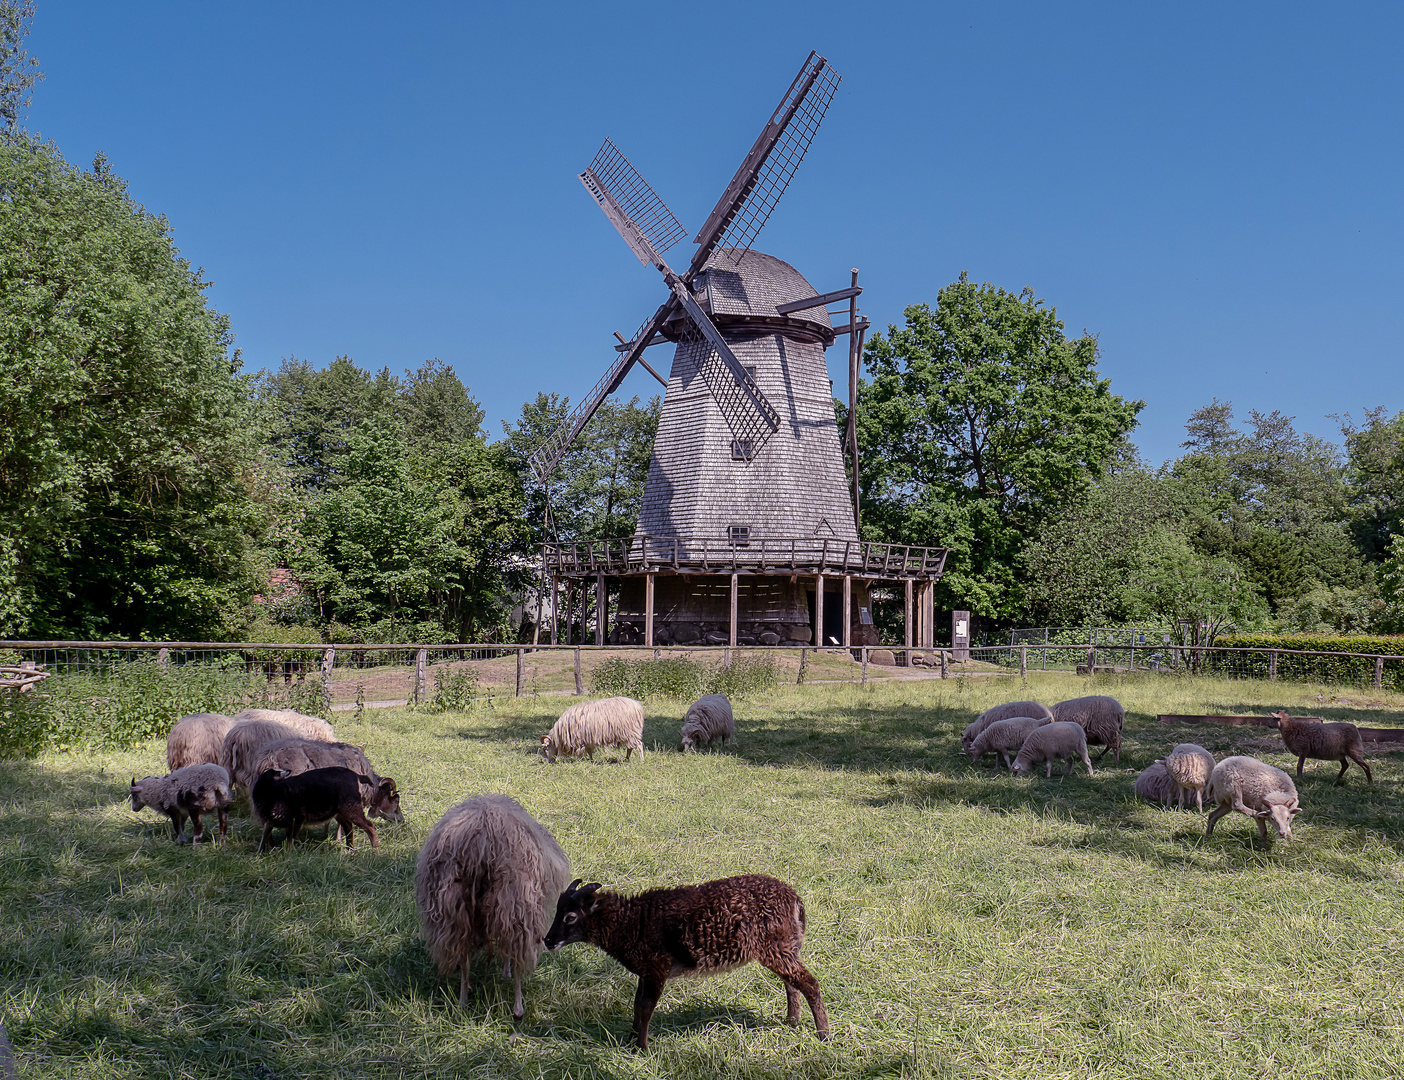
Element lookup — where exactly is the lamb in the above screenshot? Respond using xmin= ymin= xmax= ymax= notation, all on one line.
xmin=165 ymin=712 xmax=237 ymax=771
xmin=223 ymin=718 xmax=336 ymax=792
xmin=680 ymin=694 xmax=735 ymax=751
xmin=961 ymin=700 xmax=1054 ymax=753
xmin=968 ymin=715 xmax=1053 ymax=770
xmin=540 ymin=696 xmax=645 ymax=762
xmin=1160 ymin=743 xmax=1216 ymax=811
xmin=1134 ymin=762 xmax=1176 ymax=804
xmin=252 ymin=737 xmax=403 ymax=824
xmin=1050 ymin=695 xmax=1124 ymax=762
xmin=1204 ymin=755 xmax=1302 ymax=843
xmin=1010 ymin=721 xmax=1095 ymax=779
xmin=129 ymin=763 xmax=234 ymax=844
xmin=544 ymin=874 xmax=828 ymax=1051
xmin=416 ymin=794 xmax=572 ymax=1019
xmin=250 ymin=766 xmax=379 ymax=853
xmin=1272 ymin=711 xmax=1372 ymax=784
xmin=232 ymin=707 xmax=336 ymax=741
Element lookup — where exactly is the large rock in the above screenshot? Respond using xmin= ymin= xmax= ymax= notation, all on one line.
xmin=784 ymin=625 xmax=812 ymax=643
xmin=704 ymin=631 xmax=729 ymax=645
xmin=866 ymin=649 xmax=896 ymax=666
xmin=672 ymin=623 xmax=701 ymax=644
xmin=758 ymin=631 xmax=781 ymax=645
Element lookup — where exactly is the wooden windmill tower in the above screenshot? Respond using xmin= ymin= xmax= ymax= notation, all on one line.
xmin=532 ymin=52 xmax=947 ymax=652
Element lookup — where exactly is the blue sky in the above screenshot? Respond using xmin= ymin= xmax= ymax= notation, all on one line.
xmin=26 ymin=1 xmax=1403 ymax=466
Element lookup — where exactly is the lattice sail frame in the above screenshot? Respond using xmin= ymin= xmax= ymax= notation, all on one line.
xmin=584 ymin=140 xmax=688 ymax=258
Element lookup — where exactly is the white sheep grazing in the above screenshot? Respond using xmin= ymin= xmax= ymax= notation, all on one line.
xmin=540 ymin=697 xmax=645 ymax=763
xmin=1050 ymin=695 xmax=1124 ymax=762
xmin=1205 ymin=755 xmax=1302 ymax=843
xmin=968 ymin=716 xmax=1052 ymax=770
xmin=1160 ymin=743 xmax=1216 ymax=811
xmin=1010 ymin=721 xmax=1095 ymax=779
xmin=166 ymin=712 xmax=237 ymax=771
xmin=680 ymin=694 xmax=735 ymax=751
xmin=961 ymin=700 xmax=1053 ymax=752
xmin=232 ymin=708 xmax=336 ymax=742
xmin=1134 ymin=762 xmax=1175 ymax=803
xmin=416 ymin=794 xmax=572 ymax=1019
xmin=129 ymin=763 xmax=234 ymax=844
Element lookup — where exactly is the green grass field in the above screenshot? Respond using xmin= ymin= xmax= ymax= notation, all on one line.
xmin=4 ymin=670 xmax=1404 ymax=1079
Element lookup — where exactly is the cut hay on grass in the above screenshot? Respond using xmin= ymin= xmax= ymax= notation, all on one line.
xmin=4 ymin=670 xmax=1404 ymax=1078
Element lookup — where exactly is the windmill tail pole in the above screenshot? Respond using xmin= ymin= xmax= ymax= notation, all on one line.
xmin=847 ymin=268 xmax=861 ymax=533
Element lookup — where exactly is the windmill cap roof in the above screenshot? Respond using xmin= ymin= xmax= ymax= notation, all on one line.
xmin=691 ymin=248 xmax=835 ymax=340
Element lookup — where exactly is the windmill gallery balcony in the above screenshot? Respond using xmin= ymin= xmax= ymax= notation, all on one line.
xmin=540 ymin=535 xmax=949 ymax=651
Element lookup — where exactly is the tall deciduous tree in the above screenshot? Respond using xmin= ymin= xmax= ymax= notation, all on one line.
xmin=0 ymin=138 xmax=262 ymax=638
xmin=855 ymin=274 xmax=1143 ymax=622
xmin=0 ymin=0 xmax=42 ymax=135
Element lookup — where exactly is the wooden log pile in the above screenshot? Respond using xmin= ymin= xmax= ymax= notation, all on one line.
xmin=1 ymin=662 xmax=49 ymax=693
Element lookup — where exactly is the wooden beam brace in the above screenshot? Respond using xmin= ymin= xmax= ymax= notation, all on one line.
xmin=776 ymin=285 xmax=862 ymax=314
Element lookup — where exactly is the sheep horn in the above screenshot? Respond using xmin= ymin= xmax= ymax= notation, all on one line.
xmin=566 ymin=878 xmax=584 ymax=895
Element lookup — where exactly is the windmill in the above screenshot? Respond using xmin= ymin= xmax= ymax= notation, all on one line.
xmin=535 ymin=52 xmax=948 ymax=653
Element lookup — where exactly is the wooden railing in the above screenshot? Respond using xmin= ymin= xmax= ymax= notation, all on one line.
xmin=541 ymin=535 xmax=949 ymax=579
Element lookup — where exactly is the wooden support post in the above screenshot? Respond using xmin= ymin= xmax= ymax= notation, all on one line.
xmin=861 ymin=646 xmax=868 ymax=686
xmin=550 ymin=576 xmax=559 ymax=645
xmin=797 ymin=647 xmax=808 ymax=684
xmin=723 ymin=646 xmax=731 ymax=670
xmin=515 ymin=648 xmax=524 ymax=697
xmin=533 ymin=578 xmax=543 ymax=647
xmin=1269 ymin=650 xmax=1278 ymax=681
xmin=596 ymin=573 xmax=606 ymax=647
xmin=842 ymin=575 xmax=852 ymax=649
xmin=815 ymin=573 xmax=825 ymax=647
xmin=920 ymin=583 xmax=935 ymax=649
xmin=644 ymin=573 xmax=655 ymax=648
xmin=415 ymin=648 xmax=427 ymax=703
xmin=321 ymin=647 xmax=336 ymax=697
xmin=1020 ymin=645 xmax=1027 ymax=679
xmin=729 ymin=572 xmax=739 ymax=648
xmin=847 ymin=268 xmax=861 ymax=533
xmin=574 ymin=647 xmax=583 ymax=695
xmin=1087 ymin=647 xmax=1097 ymax=674
xmin=1375 ymin=655 xmax=1385 ymax=689
xmin=904 ymin=579 xmax=913 ymax=662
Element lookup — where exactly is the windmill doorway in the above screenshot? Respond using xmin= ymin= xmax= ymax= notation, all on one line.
xmin=808 ymin=584 xmax=845 ymax=647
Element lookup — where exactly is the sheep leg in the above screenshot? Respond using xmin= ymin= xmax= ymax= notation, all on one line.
xmin=1093 ymin=743 xmax=1111 ymax=762
xmin=1352 ymin=752 xmax=1373 ymax=783
xmin=1205 ymin=803 xmax=1232 ymax=836
xmin=257 ymin=821 xmax=276 ymax=853
xmin=765 ymin=959 xmax=830 ymax=1041
xmin=632 ymin=975 xmax=666 ymax=1051
xmin=459 ymin=958 xmax=472 ymax=1007
xmin=190 ymin=810 xmax=205 ymax=844
xmin=1195 ymin=788 xmax=1204 ymax=812
xmin=512 ymin=968 xmax=524 ymax=1020
xmin=1256 ymin=816 xmax=1269 ymax=842
xmin=338 ymin=806 xmax=379 ymax=849
xmin=217 ymin=805 xmax=229 ymax=843
xmin=1080 ymin=752 xmax=1094 ymax=778
xmin=1045 ymin=759 xmax=1053 ymax=779
xmin=1296 ymin=755 xmax=1306 ymax=777
xmin=1335 ymin=759 xmax=1349 ymax=785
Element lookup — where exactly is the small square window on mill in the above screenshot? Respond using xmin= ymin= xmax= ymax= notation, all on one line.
xmin=730 ymin=438 xmax=755 ymax=461
xmin=728 ymin=525 xmax=750 ymax=545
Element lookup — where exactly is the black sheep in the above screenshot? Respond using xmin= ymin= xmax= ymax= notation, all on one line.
xmin=250 ymin=766 xmax=380 ymax=853
xmin=544 ymin=874 xmax=828 ymax=1051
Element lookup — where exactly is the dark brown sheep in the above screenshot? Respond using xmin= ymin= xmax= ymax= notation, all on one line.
xmin=249 ymin=766 xmax=380 ymax=853
xmin=1272 ymin=711 xmax=1372 ymax=784
xmin=544 ymin=874 xmax=828 ymax=1051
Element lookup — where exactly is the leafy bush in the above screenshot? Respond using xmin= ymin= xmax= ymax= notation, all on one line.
xmin=429 ymin=663 xmax=479 ymax=713
xmin=1212 ymin=633 xmax=1404 ymax=690
xmin=0 ymin=689 xmax=57 ymax=758
xmin=591 ymin=655 xmax=777 ymax=701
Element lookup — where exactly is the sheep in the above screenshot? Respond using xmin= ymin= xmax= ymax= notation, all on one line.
xmin=222 ymin=720 xmax=304 ymax=792
xmin=544 ymin=874 xmax=828 ymax=1051
xmin=232 ymin=708 xmax=336 ymax=742
xmin=961 ymin=700 xmax=1054 ymax=753
xmin=166 ymin=712 xmax=237 ymax=771
xmin=1051 ymin=695 xmax=1124 ymax=762
xmin=1010 ymin=721 xmax=1095 ymax=779
xmin=540 ymin=697 xmax=645 ymax=763
xmin=680 ymin=694 xmax=735 ymax=751
xmin=1160 ymin=743 xmax=1216 ymax=811
xmin=129 ymin=763 xmax=234 ymax=844
xmin=1204 ymin=755 xmax=1302 ymax=843
xmin=968 ymin=715 xmax=1053 ymax=770
xmin=250 ymin=766 xmax=379 ymax=853
xmin=1271 ymin=711 xmax=1372 ymax=785
xmin=251 ymin=737 xmax=403 ymax=824
xmin=416 ymin=794 xmax=572 ymax=1019
xmin=1134 ymin=761 xmax=1176 ymax=804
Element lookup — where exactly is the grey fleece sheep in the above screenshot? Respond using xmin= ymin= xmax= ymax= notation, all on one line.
xmin=540 ymin=697 xmax=645 ymax=762
xmin=969 ymin=715 xmax=1052 ymax=770
xmin=223 ymin=719 xmax=317 ymax=792
xmin=961 ymin=700 xmax=1054 ymax=752
xmin=1134 ymin=762 xmax=1176 ymax=803
xmin=1051 ymin=695 xmax=1124 ymax=762
xmin=1205 ymin=755 xmax=1302 ymax=842
xmin=680 ymin=694 xmax=735 ymax=751
xmin=1011 ymin=721 xmax=1095 ymax=779
xmin=1272 ymin=711 xmax=1372 ymax=784
xmin=416 ymin=794 xmax=572 ymax=1019
xmin=166 ymin=712 xmax=237 ymax=771
xmin=1160 ymin=743 xmax=1216 ymax=811
xmin=232 ymin=708 xmax=336 ymax=741
xmin=252 ymin=737 xmax=404 ymax=824
xmin=130 ymin=763 xmax=234 ymax=844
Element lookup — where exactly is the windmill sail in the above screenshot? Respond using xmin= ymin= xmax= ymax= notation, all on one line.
xmin=579 ymin=140 xmax=688 ymax=269
xmin=689 ymin=51 xmax=841 ymax=270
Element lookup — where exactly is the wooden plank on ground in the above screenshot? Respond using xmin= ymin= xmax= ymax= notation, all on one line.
xmin=1158 ymin=713 xmax=1404 ymax=746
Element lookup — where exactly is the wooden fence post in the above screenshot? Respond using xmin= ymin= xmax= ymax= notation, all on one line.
xmin=1269 ymin=650 xmax=1278 ymax=681
xmin=861 ymin=646 xmax=868 ymax=686
xmin=940 ymin=650 xmax=949 ymax=679
xmin=321 ymin=647 xmax=335 ymax=697
xmin=516 ymin=648 xmax=524 ymax=697
xmin=574 ymin=647 xmax=583 ymax=695
xmin=1375 ymin=655 xmax=1384 ymax=690
xmin=156 ymin=647 xmax=170 ymax=670
xmin=797 ymin=648 xmax=808 ymax=684
xmin=723 ymin=646 xmax=731 ymax=670
xmin=1019 ymin=645 xmax=1027 ymax=679
xmin=414 ymin=648 xmax=427 ymax=704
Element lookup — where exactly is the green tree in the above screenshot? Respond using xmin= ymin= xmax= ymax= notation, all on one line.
xmin=398 ymin=357 xmax=486 ymax=452
xmin=0 ymin=0 xmax=42 ymax=135
xmin=0 ymin=138 xmax=262 ymax=638
xmin=1131 ymin=534 xmax=1268 ymax=663
xmin=1338 ymin=407 xmax=1404 ymax=563
xmin=855 ymin=274 xmax=1143 ymax=622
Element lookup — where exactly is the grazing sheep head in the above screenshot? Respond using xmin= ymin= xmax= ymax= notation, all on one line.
xmin=544 ymin=878 xmax=602 ymax=950
xmin=1256 ymin=792 xmax=1302 ymax=840
xmin=539 ymin=735 xmax=557 ymax=763
xmin=681 ymin=733 xmax=696 ymax=752
xmin=369 ymin=778 xmax=403 ymax=823
xmin=129 ymin=777 xmax=150 ymax=811
xmin=1009 ymin=759 xmax=1031 ymax=777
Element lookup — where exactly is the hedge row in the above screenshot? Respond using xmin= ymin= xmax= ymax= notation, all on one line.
xmin=1211 ymin=634 xmax=1404 ymax=691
